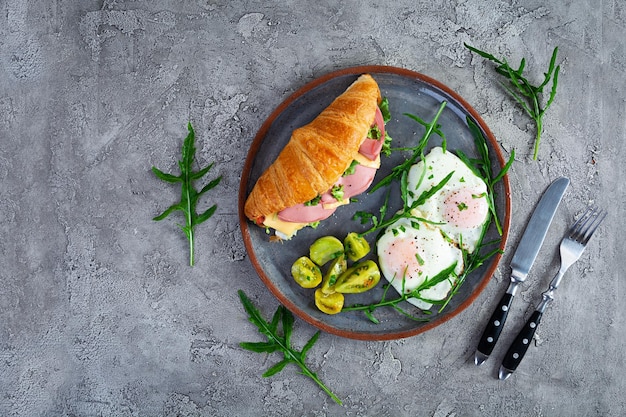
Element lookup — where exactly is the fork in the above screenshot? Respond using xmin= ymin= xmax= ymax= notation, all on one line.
xmin=498 ymin=206 xmax=607 ymax=380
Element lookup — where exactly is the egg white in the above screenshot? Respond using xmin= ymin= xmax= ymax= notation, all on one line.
xmin=406 ymin=146 xmax=489 ymax=253
xmin=377 ymin=217 xmax=464 ymax=310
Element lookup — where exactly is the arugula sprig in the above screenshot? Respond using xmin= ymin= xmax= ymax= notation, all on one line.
xmin=464 ymin=43 xmax=560 ymax=160
xmin=152 ymin=123 xmax=222 ymax=266
xmin=238 ymin=290 xmax=342 ymax=405
xmin=378 ymin=97 xmax=393 ymax=156
xmin=455 ymin=117 xmax=514 ymax=235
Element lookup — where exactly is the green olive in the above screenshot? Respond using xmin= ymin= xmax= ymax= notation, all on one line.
xmin=344 ymin=232 xmax=370 ymax=262
xmin=309 ymin=236 xmax=344 ymax=266
xmin=291 ymin=256 xmax=322 ymax=288
xmin=320 ymin=253 xmax=347 ymax=295
xmin=314 ymin=289 xmax=344 ymax=315
xmin=334 ymin=260 xmax=381 ymax=294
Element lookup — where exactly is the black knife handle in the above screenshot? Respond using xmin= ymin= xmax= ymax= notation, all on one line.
xmin=476 ymin=292 xmax=514 ymax=356
xmin=501 ymin=310 xmax=543 ymax=373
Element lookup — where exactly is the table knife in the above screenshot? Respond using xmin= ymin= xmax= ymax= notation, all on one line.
xmin=474 ymin=176 xmax=569 ymax=366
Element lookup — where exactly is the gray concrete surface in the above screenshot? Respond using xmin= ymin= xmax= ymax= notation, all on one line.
xmin=1 ymin=0 xmax=624 ymax=416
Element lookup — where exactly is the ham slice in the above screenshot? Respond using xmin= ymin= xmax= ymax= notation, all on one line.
xmin=279 ymin=163 xmax=378 ymax=223
xmin=358 ymin=106 xmax=386 ymax=160
xmin=277 ymin=202 xmax=336 ymax=223
xmin=320 ymin=164 xmax=377 ymax=204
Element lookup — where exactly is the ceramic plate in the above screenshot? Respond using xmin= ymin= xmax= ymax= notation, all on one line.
xmin=239 ymin=66 xmax=511 ymax=340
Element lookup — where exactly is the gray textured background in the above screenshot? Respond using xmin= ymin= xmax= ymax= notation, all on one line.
xmin=1 ymin=0 xmax=625 ymax=416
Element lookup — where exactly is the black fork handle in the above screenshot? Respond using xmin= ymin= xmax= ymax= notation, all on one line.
xmin=499 ymin=310 xmax=543 ymax=379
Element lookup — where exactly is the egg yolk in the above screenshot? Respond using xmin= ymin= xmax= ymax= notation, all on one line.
xmin=381 ymin=237 xmax=424 ymax=288
xmin=443 ymin=188 xmax=489 ymax=229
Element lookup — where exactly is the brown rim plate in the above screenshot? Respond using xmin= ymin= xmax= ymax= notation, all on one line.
xmin=238 ymin=66 xmax=511 ymax=340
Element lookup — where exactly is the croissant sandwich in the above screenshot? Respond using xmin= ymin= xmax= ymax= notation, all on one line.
xmin=244 ymin=74 xmax=390 ymax=239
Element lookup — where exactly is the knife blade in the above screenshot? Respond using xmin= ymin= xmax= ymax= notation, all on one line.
xmin=474 ymin=176 xmax=569 ymax=366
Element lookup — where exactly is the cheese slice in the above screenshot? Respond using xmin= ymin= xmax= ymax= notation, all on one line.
xmin=353 ymin=153 xmax=381 ymax=169
xmin=322 ymin=198 xmax=350 ymax=210
xmin=262 ymin=213 xmax=308 ymax=239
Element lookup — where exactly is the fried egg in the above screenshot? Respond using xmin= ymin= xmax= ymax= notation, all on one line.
xmin=377 ymin=217 xmax=464 ymax=310
xmin=407 ymin=146 xmax=489 ymax=253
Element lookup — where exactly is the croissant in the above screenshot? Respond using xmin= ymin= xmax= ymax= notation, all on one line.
xmin=244 ymin=73 xmax=382 ymax=234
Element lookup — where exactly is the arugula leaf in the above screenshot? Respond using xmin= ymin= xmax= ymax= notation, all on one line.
xmin=342 ymin=160 xmax=360 ymax=177
xmin=152 ymin=123 xmax=222 ymax=266
xmin=412 ymin=262 xmax=458 ymax=294
xmin=379 ymin=97 xmax=392 ymax=123
xmin=464 ymin=43 xmax=560 ymax=160
xmin=458 ymin=116 xmax=515 ymax=236
xmin=368 ymin=126 xmax=382 ymax=140
xmin=331 ymin=184 xmax=344 ymax=201
xmin=377 ymin=97 xmax=394 ymax=156
xmin=304 ymin=195 xmax=322 ymax=206
xmin=238 ymin=290 xmax=342 ymax=405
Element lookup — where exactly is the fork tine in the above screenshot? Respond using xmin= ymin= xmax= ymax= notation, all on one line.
xmin=568 ymin=207 xmax=594 ymax=237
xmin=580 ymin=209 xmax=606 ymax=244
xmin=569 ymin=207 xmax=606 ymax=245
